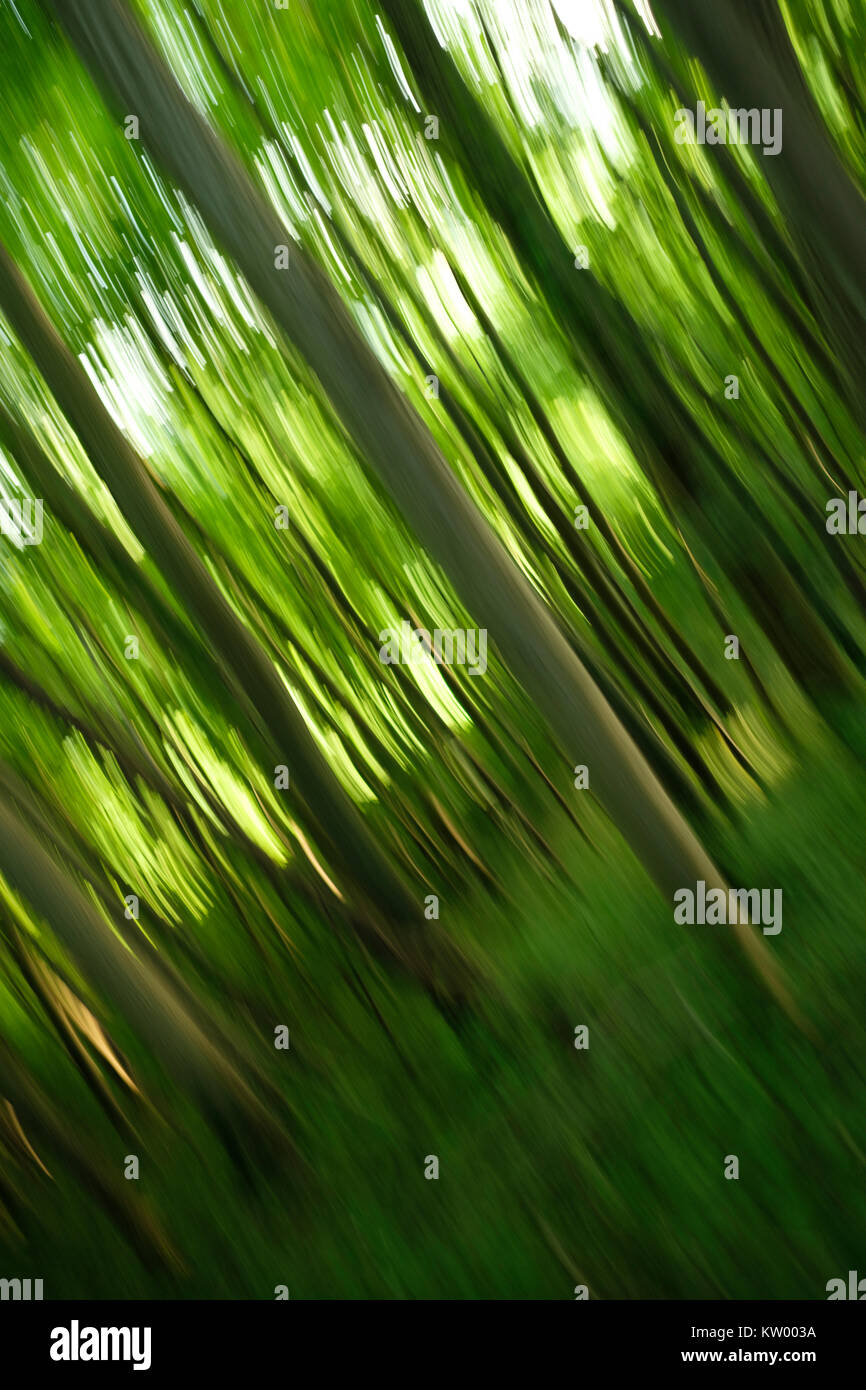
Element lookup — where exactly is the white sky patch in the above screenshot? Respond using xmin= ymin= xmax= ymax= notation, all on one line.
xmin=120 ymin=312 xmax=172 ymax=393
xmin=551 ymin=0 xmax=609 ymax=46
xmin=149 ymin=3 xmax=219 ymax=112
xmin=77 ymin=337 xmax=159 ymax=459
xmin=416 ymin=250 xmax=478 ymax=338
xmin=361 ymin=122 xmax=408 ymax=206
xmin=210 ymin=252 xmax=263 ymax=335
xmin=283 ymin=124 xmax=332 ymax=213
xmin=174 ymin=237 xmax=223 ymax=318
xmin=0 ymin=448 xmax=23 ymax=493
xmin=313 ymin=207 xmax=353 ymax=287
xmin=635 ymin=0 xmax=661 ymax=37
xmin=138 ymin=277 xmax=189 ymax=370
xmin=431 ymin=150 xmax=462 ymax=211
xmin=352 ymin=299 xmax=405 ymax=378
xmin=181 ymin=6 xmax=220 ymax=104
xmin=446 ymin=221 xmax=506 ymax=319
xmin=321 ymin=114 xmax=395 ymax=231
xmin=256 ymin=139 xmax=305 ymax=234
xmin=141 ymin=152 xmax=184 ymax=233
xmin=427 ymin=0 xmax=487 ymax=58
xmin=423 ymin=0 xmax=626 ymax=172
xmin=322 ymin=116 xmax=368 ymax=206
xmin=137 ymin=272 xmax=208 ymax=371
xmin=171 ymin=236 xmax=244 ymax=351
xmin=376 ymin=13 xmax=422 ymax=111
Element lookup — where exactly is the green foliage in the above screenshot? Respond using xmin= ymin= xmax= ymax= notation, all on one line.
xmin=0 ymin=0 xmax=865 ymax=1298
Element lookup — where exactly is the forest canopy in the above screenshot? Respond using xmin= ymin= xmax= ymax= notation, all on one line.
xmin=0 ymin=0 xmax=864 ymax=1299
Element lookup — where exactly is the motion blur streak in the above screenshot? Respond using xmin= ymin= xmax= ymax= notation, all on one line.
xmin=0 ymin=0 xmax=862 ymax=1298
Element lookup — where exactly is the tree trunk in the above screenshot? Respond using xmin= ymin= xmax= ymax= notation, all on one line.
xmin=374 ymin=0 xmax=861 ymax=716
xmin=0 ymin=784 xmax=293 ymax=1160
xmin=0 ymin=241 xmax=420 ymax=928
xmin=35 ymin=0 xmax=799 ymax=1017
xmin=654 ymin=0 xmax=866 ymax=393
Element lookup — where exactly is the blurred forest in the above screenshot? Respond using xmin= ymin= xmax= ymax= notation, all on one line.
xmin=0 ymin=0 xmax=865 ymax=1299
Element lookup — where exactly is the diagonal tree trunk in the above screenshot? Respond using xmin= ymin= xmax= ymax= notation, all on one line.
xmin=374 ymin=0 xmax=862 ymax=718
xmin=0 ymin=1033 xmax=179 ymax=1272
xmin=186 ymin=0 xmax=732 ymax=727
xmin=0 ymin=783 xmax=294 ymax=1163
xmin=0 ymin=241 xmax=420 ymax=931
xmin=653 ymin=0 xmax=866 ymax=399
xmin=36 ymin=0 xmax=798 ymax=1014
